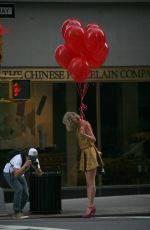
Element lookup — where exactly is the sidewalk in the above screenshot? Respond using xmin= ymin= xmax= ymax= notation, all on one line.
xmin=0 ymin=194 xmax=150 ymax=219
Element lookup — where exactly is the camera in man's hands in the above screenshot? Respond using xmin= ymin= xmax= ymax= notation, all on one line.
xmin=29 ymin=156 xmax=38 ymax=167
xmin=32 ymin=160 xmax=38 ymax=167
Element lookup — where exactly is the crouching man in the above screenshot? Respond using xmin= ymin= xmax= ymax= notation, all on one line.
xmin=3 ymin=148 xmax=44 ymax=219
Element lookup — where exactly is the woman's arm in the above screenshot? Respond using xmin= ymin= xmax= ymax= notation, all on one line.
xmin=80 ymin=121 xmax=96 ymax=142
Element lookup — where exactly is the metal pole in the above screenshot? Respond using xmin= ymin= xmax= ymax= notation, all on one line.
xmin=96 ymin=83 xmax=101 ymax=150
xmin=96 ymin=83 xmax=102 ymax=195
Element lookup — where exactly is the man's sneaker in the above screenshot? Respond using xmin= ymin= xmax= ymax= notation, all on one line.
xmin=14 ymin=212 xmax=29 ymax=219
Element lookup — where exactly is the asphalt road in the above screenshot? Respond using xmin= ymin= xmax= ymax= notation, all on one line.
xmin=0 ymin=216 xmax=150 ymax=230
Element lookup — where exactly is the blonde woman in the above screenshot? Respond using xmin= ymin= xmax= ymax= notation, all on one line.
xmin=63 ymin=112 xmax=103 ymax=218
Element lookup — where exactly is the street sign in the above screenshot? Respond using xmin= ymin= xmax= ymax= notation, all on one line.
xmin=0 ymin=4 xmax=15 ymax=18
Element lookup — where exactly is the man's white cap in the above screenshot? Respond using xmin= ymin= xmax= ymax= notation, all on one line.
xmin=28 ymin=148 xmax=38 ymax=156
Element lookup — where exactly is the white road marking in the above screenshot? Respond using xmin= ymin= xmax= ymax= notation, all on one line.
xmin=96 ymin=216 xmax=150 ymax=219
xmin=0 ymin=226 xmax=69 ymax=230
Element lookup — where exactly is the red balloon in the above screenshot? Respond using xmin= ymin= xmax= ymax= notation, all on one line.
xmin=55 ymin=44 xmax=75 ymax=69
xmin=90 ymin=43 xmax=109 ymax=68
xmin=101 ymin=42 xmax=109 ymax=58
xmin=64 ymin=25 xmax=85 ymax=54
xmin=84 ymin=27 xmax=106 ymax=53
xmin=85 ymin=23 xmax=100 ymax=31
xmin=82 ymin=42 xmax=109 ymax=69
xmin=61 ymin=18 xmax=82 ymax=38
xmin=68 ymin=57 xmax=90 ymax=82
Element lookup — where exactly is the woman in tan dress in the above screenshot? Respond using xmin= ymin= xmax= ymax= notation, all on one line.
xmin=63 ymin=112 xmax=103 ymax=218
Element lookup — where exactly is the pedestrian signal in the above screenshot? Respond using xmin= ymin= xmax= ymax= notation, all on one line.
xmin=9 ymin=80 xmax=31 ymax=100
xmin=0 ymin=34 xmax=2 ymax=63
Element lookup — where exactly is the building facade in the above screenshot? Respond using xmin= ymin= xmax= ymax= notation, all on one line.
xmin=0 ymin=1 xmax=150 ymax=193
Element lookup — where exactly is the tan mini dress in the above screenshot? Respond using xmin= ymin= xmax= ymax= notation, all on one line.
xmin=76 ymin=127 xmax=103 ymax=172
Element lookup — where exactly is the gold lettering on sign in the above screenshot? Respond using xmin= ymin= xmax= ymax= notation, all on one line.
xmin=0 ymin=67 xmax=150 ymax=82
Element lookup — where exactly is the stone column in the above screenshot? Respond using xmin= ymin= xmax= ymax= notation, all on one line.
xmin=66 ymin=84 xmax=78 ymax=186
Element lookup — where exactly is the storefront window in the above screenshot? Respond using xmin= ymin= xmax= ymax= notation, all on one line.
xmin=0 ymin=81 xmax=149 ymax=188
xmin=100 ymin=82 xmax=150 ymax=185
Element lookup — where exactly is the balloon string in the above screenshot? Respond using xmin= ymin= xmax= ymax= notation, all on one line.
xmin=76 ymin=82 xmax=89 ymax=126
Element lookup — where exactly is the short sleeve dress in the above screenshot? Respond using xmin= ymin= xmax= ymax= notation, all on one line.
xmin=76 ymin=124 xmax=103 ymax=172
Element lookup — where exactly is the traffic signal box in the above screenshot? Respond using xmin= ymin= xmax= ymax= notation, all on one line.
xmin=0 ymin=34 xmax=2 ymax=63
xmin=9 ymin=80 xmax=31 ymax=100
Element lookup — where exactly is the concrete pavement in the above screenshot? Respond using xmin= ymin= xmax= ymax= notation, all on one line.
xmin=0 ymin=194 xmax=150 ymax=219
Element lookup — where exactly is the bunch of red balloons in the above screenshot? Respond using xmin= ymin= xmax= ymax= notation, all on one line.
xmin=55 ymin=18 xmax=109 ymax=83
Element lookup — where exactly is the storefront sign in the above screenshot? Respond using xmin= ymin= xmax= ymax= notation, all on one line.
xmin=0 ymin=66 xmax=150 ymax=82
xmin=0 ymin=4 xmax=15 ymax=18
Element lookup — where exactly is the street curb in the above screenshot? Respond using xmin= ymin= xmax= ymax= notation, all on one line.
xmin=0 ymin=212 xmax=150 ymax=219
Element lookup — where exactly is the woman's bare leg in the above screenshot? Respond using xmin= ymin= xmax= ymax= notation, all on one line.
xmin=85 ymin=169 xmax=97 ymax=208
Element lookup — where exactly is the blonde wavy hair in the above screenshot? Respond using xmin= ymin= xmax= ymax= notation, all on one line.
xmin=62 ymin=112 xmax=80 ymax=131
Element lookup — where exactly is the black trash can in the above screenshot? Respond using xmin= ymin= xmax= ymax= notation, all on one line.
xmin=29 ymin=171 xmax=61 ymax=214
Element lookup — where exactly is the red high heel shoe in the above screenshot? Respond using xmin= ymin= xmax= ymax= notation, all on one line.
xmin=82 ymin=206 xmax=96 ymax=218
